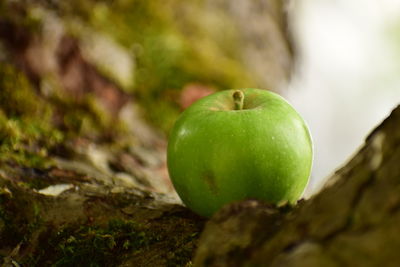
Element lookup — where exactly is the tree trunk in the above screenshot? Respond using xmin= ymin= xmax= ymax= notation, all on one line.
xmin=2 ymin=1 xmax=398 ymax=267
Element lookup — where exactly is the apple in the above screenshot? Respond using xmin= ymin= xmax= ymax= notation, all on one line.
xmin=167 ymin=88 xmax=313 ymax=217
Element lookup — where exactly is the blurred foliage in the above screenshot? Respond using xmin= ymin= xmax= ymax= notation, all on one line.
xmin=68 ymin=0 xmax=258 ymax=132
xmin=0 ymin=63 xmax=125 ymax=168
xmin=0 ymin=64 xmax=62 ymax=167
xmin=1 ymin=0 xmax=260 ymax=133
xmin=0 ymin=0 xmax=263 ymax=167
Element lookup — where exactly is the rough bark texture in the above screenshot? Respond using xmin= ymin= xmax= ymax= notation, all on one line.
xmin=0 ymin=172 xmax=204 ymax=266
xmin=195 ymin=105 xmax=400 ymax=267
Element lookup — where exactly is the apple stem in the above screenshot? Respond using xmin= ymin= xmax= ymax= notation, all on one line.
xmin=233 ymin=90 xmax=244 ymax=110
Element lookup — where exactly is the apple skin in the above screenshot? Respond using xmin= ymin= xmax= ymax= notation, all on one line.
xmin=167 ymin=88 xmax=313 ymax=217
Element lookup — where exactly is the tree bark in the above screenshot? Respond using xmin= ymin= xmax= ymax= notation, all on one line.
xmin=2 ymin=1 xmax=398 ymax=267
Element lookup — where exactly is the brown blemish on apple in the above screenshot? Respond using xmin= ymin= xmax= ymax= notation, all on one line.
xmin=203 ymin=170 xmax=218 ymax=194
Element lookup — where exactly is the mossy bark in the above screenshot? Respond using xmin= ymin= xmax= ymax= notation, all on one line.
xmin=0 ymin=0 xmax=293 ymax=266
xmin=2 ymin=0 xmax=398 ymax=267
xmin=0 ymin=172 xmax=204 ymax=266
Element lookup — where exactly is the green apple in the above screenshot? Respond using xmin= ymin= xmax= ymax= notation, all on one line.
xmin=167 ymin=88 xmax=313 ymax=217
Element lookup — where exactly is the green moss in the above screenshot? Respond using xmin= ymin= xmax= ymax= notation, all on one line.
xmin=0 ymin=64 xmax=64 ymax=168
xmin=0 ymin=61 xmax=129 ymax=169
xmin=0 ymin=64 xmax=41 ymax=117
xmin=0 ymin=117 xmax=62 ymax=168
xmin=51 ymin=94 xmax=111 ymax=139
xmin=50 ymin=90 xmax=132 ymax=143
xmin=0 ymin=60 xmax=127 ymax=166
xmin=0 ymin=186 xmax=43 ymax=249
xmin=165 ymin=231 xmax=199 ymax=267
xmin=30 ymin=219 xmax=157 ymax=267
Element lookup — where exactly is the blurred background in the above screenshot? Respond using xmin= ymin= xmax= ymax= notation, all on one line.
xmin=1 ymin=0 xmax=400 ymax=197
xmin=290 ymin=0 xmax=400 ymax=195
